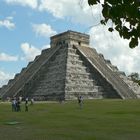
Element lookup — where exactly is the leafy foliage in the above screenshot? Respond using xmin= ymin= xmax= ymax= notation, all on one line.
xmin=128 ymin=72 xmax=140 ymax=85
xmin=88 ymin=0 xmax=140 ymax=48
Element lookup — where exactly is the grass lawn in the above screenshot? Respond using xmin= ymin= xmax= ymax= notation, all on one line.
xmin=0 ymin=99 xmax=140 ymax=140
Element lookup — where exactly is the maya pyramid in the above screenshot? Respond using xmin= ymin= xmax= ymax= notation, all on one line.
xmin=0 ymin=30 xmax=140 ymax=100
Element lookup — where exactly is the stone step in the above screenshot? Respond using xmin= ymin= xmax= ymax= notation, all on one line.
xmin=46 ymin=68 xmax=66 ymax=74
xmin=67 ymin=53 xmax=80 ymax=59
xmin=65 ymin=85 xmax=103 ymax=92
xmin=65 ymin=78 xmax=95 ymax=84
xmin=36 ymin=81 xmax=64 ymax=88
xmin=49 ymin=59 xmax=66 ymax=66
xmin=107 ymin=64 xmax=119 ymax=72
xmin=55 ymin=53 xmax=67 ymax=60
xmin=33 ymin=91 xmax=64 ymax=95
xmin=67 ymin=59 xmax=83 ymax=66
xmin=42 ymin=70 xmax=66 ymax=76
xmin=41 ymin=48 xmax=51 ymax=54
xmin=65 ymin=80 xmax=95 ymax=86
xmin=47 ymin=65 xmax=66 ymax=72
xmin=39 ymin=78 xmax=65 ymax=84
xmin=67 ymin=64 xmax=87 ymax=71
xmin=32 ymin=92 xmax=64 ymax=101
xmin=68 ymin=46 xmax=77 ymax=51
xmin=33 ymin=89 xmax=64 ymax=95
xmin=65 ymin=91 xmax=103 ymax=99
xmin=66 ymin=66 xmax=87 ymax=73
xmin=34 ymin=55 xmax=40 ymax=61
xmin=27 ymin=61 xmax=33 ymax=67
xmin=66 ymin=72 xmax=92 ymax=79
xmin=8 ymin=79 xmax=14 ymax=85
xmin=34 ymin=87 xmax=64 ymax=93
xmin=41 ymin=72 xmax=65 ymax=80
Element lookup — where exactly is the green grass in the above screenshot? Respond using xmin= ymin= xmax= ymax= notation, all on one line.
xmin=0 ymin=99 xmax=140 ymax=140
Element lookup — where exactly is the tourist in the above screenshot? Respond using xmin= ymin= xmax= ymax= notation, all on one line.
xmin=30 ymin=98 xmax=34 ymax=105
xmin=25 ymin=101 xmax=28 ymax=112
xmin=19 ymin=96 xmax=23 ymax=102
xmin=11 ymin=98 xmax=16 ymax=112
xmin=59 ymin=96 xmax=64 ymax=104
xmin=16 ymin=98 xmax=21 ymax=112
xmin=25 ymin=97 xmax=28 ymax=103
xmin=78 ymin=95 xmax=83 ymax=108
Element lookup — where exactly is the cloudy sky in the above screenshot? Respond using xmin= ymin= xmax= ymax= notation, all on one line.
xmin=0 ymin=0 xmax=140 ymax=87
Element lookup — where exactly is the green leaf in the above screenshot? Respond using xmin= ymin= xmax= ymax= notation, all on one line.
xmin=88 ymin=0 xmax=98 ymax=5
xmin=129 ymin=37 xmax=138 ymax=48
xmin=100 ymin=20 xmax=106 ymax=25
xmin=108 ymin=27 xmax=114 ymax=32
xmin=102 ymin=3 xmax=110 ymax=17
xmin=122 ymin=26 xmax=130 ymax=39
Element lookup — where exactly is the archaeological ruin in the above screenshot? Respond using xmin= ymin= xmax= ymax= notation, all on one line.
xmin=0 ymin=30 xmax=140 ymax=100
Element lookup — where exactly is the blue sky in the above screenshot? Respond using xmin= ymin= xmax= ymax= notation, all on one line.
xmin=0 ymin=0 xmax=140 ymax=87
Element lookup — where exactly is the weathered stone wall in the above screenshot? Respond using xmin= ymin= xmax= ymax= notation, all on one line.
xmin=75 ymin=45 xmax=137 ymax=99
xmin=65 ymin=45 xmax=121 ymax=99
xmin=51 ymin=30 xmax=89 ymax=48
xmin=29 ymin=45 xmax=67 ymax=100
xmin=1 ymin=46 xmax=59 ymax=99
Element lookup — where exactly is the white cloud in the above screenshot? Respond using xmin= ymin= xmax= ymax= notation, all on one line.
xmin=42 ymin=44 xmax=50 ymax=49
xmin=0 ymin=17 xmax=15 ymax=30
xmin=39 ymin=0 xmax=66 ymax=18
xmin=0 ymin=53 xmax=18 ymax=61
xmin=32 ymin=23 xmax=57 ymax=37
xmin=5 ymin=0 xmax=101 ymax=26
xmin=20 ymin=43 xmax=41 ymax=61
xmin=5 ymin=0 xmax=38 ymax=9
xmin=38 ymin=0 xmax=101 ymax=25
xmin=6 ymin=16 xmax=14 ymax=20
xmin=20 ymin=43 xmax=51 ymax=61
xmin=0 ymin=70 xmax=14 ymax=87
xmin=89 ymin=25 xmax=140 ymax=75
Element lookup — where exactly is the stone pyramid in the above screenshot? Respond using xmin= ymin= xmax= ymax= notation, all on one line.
xmin=0 ymin=31 xmax=139 ymax=100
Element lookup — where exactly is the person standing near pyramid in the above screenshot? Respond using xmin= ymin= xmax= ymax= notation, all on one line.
xmin=25 ymin=97 xmax=29 ymax=112
xmin=78 ymin=95 xmax=83 ymax=109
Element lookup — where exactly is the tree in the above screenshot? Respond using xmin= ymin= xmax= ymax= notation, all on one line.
xmin=128 ymin=72 xmax=139 ymax=80
xmin=128 ymin=72 xmax=140 ymax=85
xmin=88 ymin=0 xmax=140 ymax=48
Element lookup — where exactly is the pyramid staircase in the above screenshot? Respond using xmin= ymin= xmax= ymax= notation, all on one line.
xmin=75 ymin=45 xmax=137 ymax=99
xmin=0 ymin=30 xmax=138 ymax=100
xmin=1 ymin=46 xmax=60 ymax=100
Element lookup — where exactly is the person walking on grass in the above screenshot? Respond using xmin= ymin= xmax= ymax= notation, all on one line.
xmin=30 ymin=98 xmax=34 ymax=105
xmin=11 ymin=98 xmax=16 ymax=112
xmin=78 ymin=95 xmax=83 ymax=109
xmin=16 ymin=98 xmax=21 ymax=112
xmin=25 ymin=100 xmax=28 ymax=112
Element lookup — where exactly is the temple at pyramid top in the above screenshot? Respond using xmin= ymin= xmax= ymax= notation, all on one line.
xmin=0 ymin=30 xmax=140 ymax=101
xmin=51 ymin=30 xmax=90 ymax=48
